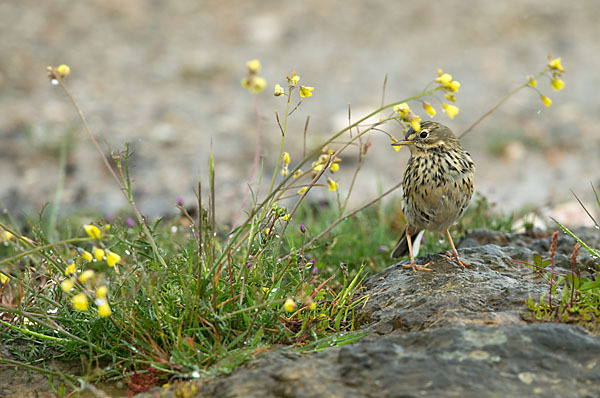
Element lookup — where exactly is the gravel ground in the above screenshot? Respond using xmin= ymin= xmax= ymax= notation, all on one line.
xmin=1 ymin=0 xmax=599 ymax=223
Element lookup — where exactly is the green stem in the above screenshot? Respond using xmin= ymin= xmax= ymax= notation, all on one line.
xmin=268 ymin=91 xmax=293 ymax=196
xmin=0 ymin=318 xmax=68 ymax=342
xmin=56 ymin=77 xmax=168 ymax=269
xmin=459 ymin=70 xmax=547 ymax=139
xmin=0 ymin=236 xmax=92 ymax=267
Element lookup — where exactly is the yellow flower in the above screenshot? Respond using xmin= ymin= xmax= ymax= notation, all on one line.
xmin=65 ymin=262 xmax=76 ymax=276
xmin=93 ymin=247 xmax=105 ymax=261
xmin=444 ymin=93 xmax=456 ymax=102
xmin=246 ymin=59 xmax=261 ymax=74
xmin=1 ymin=272 xmax=9 ymax=284
xmin=327 ymin=178 xmax=338 ymax=191
xmin=435 ymin=73 xmax=453 ymax=85
xmin=60 ymin=279 xmax=74 ymax=292
xmin=313 ymin=164 xmax=324 ymax=172
xmin=283 ymin=152 xmax=291 ymax=167
xmin=293 ymin=170 xmax=303 ymax=178
xmin=106 ymin=250 xmax=121 ymax=267
xmin=437 ymin=68 xmax=443 ymax=76
xmin=435 ymin=72 xmax=460 ymax=92
xmin=548 ymin=57 xmax=565 ymax=73
xmin=287 ymin=72 xmax=300 ymax=86
xmin=410 ymin=116 xmax=421 ymax=132
xmin=540 ymin=95 xmax=552 ymax=107
xmin=97 ymin=300 xmax=111 ymax=317
xmin=393 ymin=103 xmax=410 ymax=116
xmin=274 ymin=84 xmax=285 ymax=96
xmin=391 ymin=138 xmax=401 ymax=152
xmin=81 ymin=250 xmax=93 ymax=262
xmin=242 ymin=76 xmax=267 ymax=93
xmin=423 ymin=102 xmax=436 ymax=116
xmin=71 ymin=293 xmax=89 ymax=311
xmin=309 ymin=302 xmax=316 ymax=311
xmin=281 ymin=167 xmax=289 ymax=177
xmin=79 ymin=269 xmax=94 ymax=283
xmin=527 ymin=76 xmax=537 ymax=88
xmin=262 ymin=287 xmax=270 ymax=294
xmin=84 ymin=224 xmax=102 ymax=239
xmin=442 ymin=103 xmax=460 ymax=119
xmin=551 ymin=78 xmax=565 ymax=91
xmin=3 ymin=231 xmax=14 ymax=241
xmin=298 ymin=187 xmax=307 ymax=195
xmin=283 ymin=297 xmax=296 ymax=312
xmin=251 ymin=76 xmax=267 ymax=93
xmin=300 ymin=86 xmax=314 ymax=98
xmin=282 ymin=214 xmax=291 ymax=221
xmin=56 ymin=64 xmax=71 ymax=77
xmin=96 ymin=285 xmax=108 ymax=299
xmin=448 ymin=80 xmax=461 ymax=92
xmin=329 ymin=162 xmax=340 ymax=172
xmin=264 ymin=228 xmax=270 ymax=235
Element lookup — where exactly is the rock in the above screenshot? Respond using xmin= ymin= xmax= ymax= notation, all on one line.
xmin=461 ymin=227 xmax=600 ymax=272
xmin=156 ymin=324 xmax=600 ymax=398
xmin=356 ymin=244 xmax=547 ymax=334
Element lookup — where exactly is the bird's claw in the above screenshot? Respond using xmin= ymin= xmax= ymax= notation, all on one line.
xmin=402 ymin=261 xmax=434 ymax=273
xmin=444 ymin=251 xmax=469 ymax=269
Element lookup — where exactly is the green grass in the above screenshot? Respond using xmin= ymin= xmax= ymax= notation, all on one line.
xmin=0 ymin=190 xmax=512 ymax=387
xmin=522 ymin=185 xmax=600 ymax=332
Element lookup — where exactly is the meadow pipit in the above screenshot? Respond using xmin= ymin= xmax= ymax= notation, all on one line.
xmin=391 ymin=121 xmax=475 ymax=272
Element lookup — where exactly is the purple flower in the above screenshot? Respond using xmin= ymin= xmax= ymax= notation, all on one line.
xmin=300 ymin=224 xmax=306 ymax=233
xmin=176 ymin=196 xmax=184 ymax=206
xmin=125 ymin=218 xmax=135 ymax=228
xmin=247 ymin=262 xmax=252 ymax=269
xmin=312 ymin=266 xmax=319 ymax=275
xmin=379 ymin=245 xmax=387 ymax=252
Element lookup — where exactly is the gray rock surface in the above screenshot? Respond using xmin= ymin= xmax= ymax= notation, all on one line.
xmin=172 ymin=324 xmax=600 ymax=398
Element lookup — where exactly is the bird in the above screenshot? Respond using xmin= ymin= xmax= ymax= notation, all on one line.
xmin=391 ymin=120 xmax=475 ymax=272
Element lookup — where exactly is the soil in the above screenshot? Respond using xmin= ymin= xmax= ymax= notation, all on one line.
xmin=1 ymin=0 xmax=599 ymax=223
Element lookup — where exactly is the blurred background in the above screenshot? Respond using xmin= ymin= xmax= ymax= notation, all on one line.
xmin=1 ymin=0 xmax=598 ymax=226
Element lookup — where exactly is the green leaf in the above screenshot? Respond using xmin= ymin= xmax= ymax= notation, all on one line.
xmin=552 ymin=218 xmax=600 ymax=258
xmin=541 ymin=259 xmax=552 ymax=268
xmin=580 ymin=279 xmax=600 ymax=291
xmin=295 ymin=331 xmax=369 ymax=353
xmin=532 ymin=253 xmax=543 ymax=267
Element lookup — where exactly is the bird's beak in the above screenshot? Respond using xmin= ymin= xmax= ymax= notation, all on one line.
xmin=392 ymin=139 xmax=414 ymax=147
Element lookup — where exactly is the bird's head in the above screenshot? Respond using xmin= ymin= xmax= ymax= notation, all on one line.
xmin=392 ymin=121 xmax=459 ymax=153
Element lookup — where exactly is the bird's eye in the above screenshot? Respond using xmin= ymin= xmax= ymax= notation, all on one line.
xmin=419 ymin=130 xmax=429 ymax=139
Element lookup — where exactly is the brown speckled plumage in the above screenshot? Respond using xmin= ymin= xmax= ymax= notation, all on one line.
xmin=391 ymin=121 xmax=475 ymax=271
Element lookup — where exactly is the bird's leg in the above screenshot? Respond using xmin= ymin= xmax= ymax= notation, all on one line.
xmin=443 ymin=229 xmax=469 ymax=268
xmin=402 ymin=230 xmax=433 ymax=272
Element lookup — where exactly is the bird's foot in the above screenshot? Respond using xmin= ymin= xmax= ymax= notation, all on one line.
xmin=402 ymin=261 xmax=434 ymax=273
xmin=444 ymin=251 xmax=469 ymax=269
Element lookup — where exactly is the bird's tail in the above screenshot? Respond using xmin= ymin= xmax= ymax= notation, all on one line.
xmin=390 ymin=229 xmax=422 ymax=259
